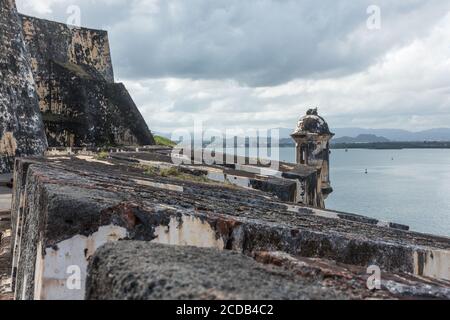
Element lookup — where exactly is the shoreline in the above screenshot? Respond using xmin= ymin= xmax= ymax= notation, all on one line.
xmin=280 ymin=141 xmax=450 ymax=150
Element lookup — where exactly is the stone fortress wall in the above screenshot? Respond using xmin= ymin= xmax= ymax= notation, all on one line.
xmin=0 ymin=0 xmax=48 ymax=173
xmin=9 ymin=154 xmax=450 ymax=300
xmin=20 ymin=14 xmax=155 ymax=148
xmin=21 ymin=14 xmax=114 ymax=85
xmin=1 ymin=0 xmax=449 ymax=301
xmin=1 ymin=0 xmax=154 ymax=172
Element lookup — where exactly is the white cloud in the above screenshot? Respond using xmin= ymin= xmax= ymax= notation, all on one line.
xmin=17 ymin=0 xmax=61 ymax=14
xmin=15 ymin=0 xmax=450 ymax=132
xmin=125 ymin=10 xmax=450 ymax=133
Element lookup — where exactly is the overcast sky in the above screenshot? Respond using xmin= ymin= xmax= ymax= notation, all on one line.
xmin=16 ymin=0 xmax=450 ymax=133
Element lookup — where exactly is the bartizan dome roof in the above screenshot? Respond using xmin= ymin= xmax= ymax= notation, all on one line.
xmin=292 ymin=108 xmax=333 ymax=136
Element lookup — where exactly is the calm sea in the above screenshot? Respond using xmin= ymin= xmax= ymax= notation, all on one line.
xmin=230 ymin=147 xmax=450 ymax=237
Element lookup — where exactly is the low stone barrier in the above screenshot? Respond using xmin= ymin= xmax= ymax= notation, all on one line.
xmin=86 ymin=242 xmax=450 ymax=300
xmin=10 ymin=156 xmax=450 ymax=300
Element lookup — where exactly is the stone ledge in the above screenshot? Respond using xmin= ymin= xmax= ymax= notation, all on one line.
xmin=10 ymin=157 xmax=450 ymax=300
xmin=86 ymin=242 xmax=450 ymax=300
xmin=86 ymin=242 xmax=348 ymax=300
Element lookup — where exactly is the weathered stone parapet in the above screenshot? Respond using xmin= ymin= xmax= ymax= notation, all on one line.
xmin=86 ymin=242 xmax=450 ymax=300
xmin=112 ymin=150 xmax=326 ymax=208
xmin=0 ymin=0 xmax=48 ymax=173
xmin=9 ymin=156 xmax=450 ymax=300
xmin=108 ymin=150 xmax=409 ymax=231
xmin=86 ymin=242 xmax=348 ymax=300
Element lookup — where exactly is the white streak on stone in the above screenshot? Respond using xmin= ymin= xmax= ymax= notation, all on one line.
xmin=235 ymin=165 xmax=282 ymax=178
xmin=32 ymin=225 xmax=128 ymax=300
xmin=225 ymin=175 xmax=251 ymax=188
xmin=414 ymin=249 xmax=450 ymax=281
xmin=153 ymin=215 xmax=224 ymax=250
xmin=132 ymin=179 xmax=184 ymax=193
xmin=75 ymin=155 xmax=113 ymax=166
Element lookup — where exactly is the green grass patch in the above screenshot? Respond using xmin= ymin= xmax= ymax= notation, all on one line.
xmin=159 ymin=166 xmax=182 ymax=177
xmin=154 ymin=135 xmax=177 ymax=147
xmin=96 ymin=151 xmax=110 ymax=160
xmin=140 ymin=164 xmax=232 ymax=186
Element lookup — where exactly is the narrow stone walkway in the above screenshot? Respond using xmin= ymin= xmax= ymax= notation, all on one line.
xmin=0 ymin=174 xmax=12 ymax=212
xmin=0 ymin=210 xmax=12 ymax=300
xmin=0 ymin=174 xmax=13 ymax=300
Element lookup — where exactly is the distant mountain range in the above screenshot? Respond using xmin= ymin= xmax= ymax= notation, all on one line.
xmin=331 ymin=128 xmax=450 ymax=142
xmin=332 ymin=134 xmax=390 ymax=144
xmin=155 ymin=127 xmax=450 ymax=145
xmin=275 ymin=127 xmax=450 ymax=142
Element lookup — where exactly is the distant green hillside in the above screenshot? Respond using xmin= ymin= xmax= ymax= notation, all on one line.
xmin=154 ymin=135 xmax=176 ymax=147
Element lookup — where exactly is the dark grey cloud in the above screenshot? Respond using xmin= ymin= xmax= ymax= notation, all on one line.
xmin=17 ymin=0 xmax=450 ymax=86
xmin=16 ymin=0 xmax=450 ymax=132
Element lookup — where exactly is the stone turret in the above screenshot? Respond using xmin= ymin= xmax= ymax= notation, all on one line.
xmin=291 ymin=108 xmax=334 ymax=198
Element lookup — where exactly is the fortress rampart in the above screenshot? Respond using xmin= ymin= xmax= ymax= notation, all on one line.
xmin=0 ymin=0 xmax=449 ymax=301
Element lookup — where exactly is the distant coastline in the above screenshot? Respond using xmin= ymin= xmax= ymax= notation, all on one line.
xmin=331 ymin=141 xmax=450 ymax=150
xmin=278 ymin=134 xmax=450 ymax=149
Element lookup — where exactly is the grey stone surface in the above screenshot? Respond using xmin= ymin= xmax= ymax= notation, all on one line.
xmin=21 ymin=14 xmax=115 ymax=83
xmin=87 ymin=242 xmax=450 ymax=300
xmin=86 ymin=241 xmax=347 ymax=300
xmin=253 ymin=251 xmax=450 ymax=300
xmin=0 ymin=187 xmax=11 ymax=211
xmin=9 ymin=155 xmax=450 ymax=300
xmin=0 ymin=209 xmax=12 ymax=300
xmin=250 ymin=177 xmax=297 ymax=202
xmin=20 ymin=14 xmax=155 ymax=148
xmin=0 ymin=0 xmax=48 ymax=173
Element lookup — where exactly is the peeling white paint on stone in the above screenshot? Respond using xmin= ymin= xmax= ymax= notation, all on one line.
xmin=47 ymin=156 xmax=71 ymax=160
xmin=32 ymin=225 xmax=127 ymax=300
xmin=414 ymin=249 xmax=450 ymax=281
xmin=137 ymin=160 xmax=173 ymax=169
xmin=75 ymin=155 xmax=113 ymax=166
xmin=286 ymin=203 xmax=399 ymax=230
xmin=132 ymin=179 xmax=184 ymax=193
xmin=235 ymin=165 xmax=282 ymax=178
xmin=376 ymin=221 xmax=390 ymax=228
xmin=310 ymin=209 xmax=339 ymax=220
xmin=1 ymin=228 xmax=11 ymax=238
xmin=153 ymin=215 xmax=224 ymax=250
xmin=225 ymin=175 xmax=251 ymax=188
xmin=205 ymin=169 xmax=251 ymax=189
xmin=206 ymin=170 xmax=226 ymax=183
xmin=285 ymin=204 xmax=335 ymax=219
